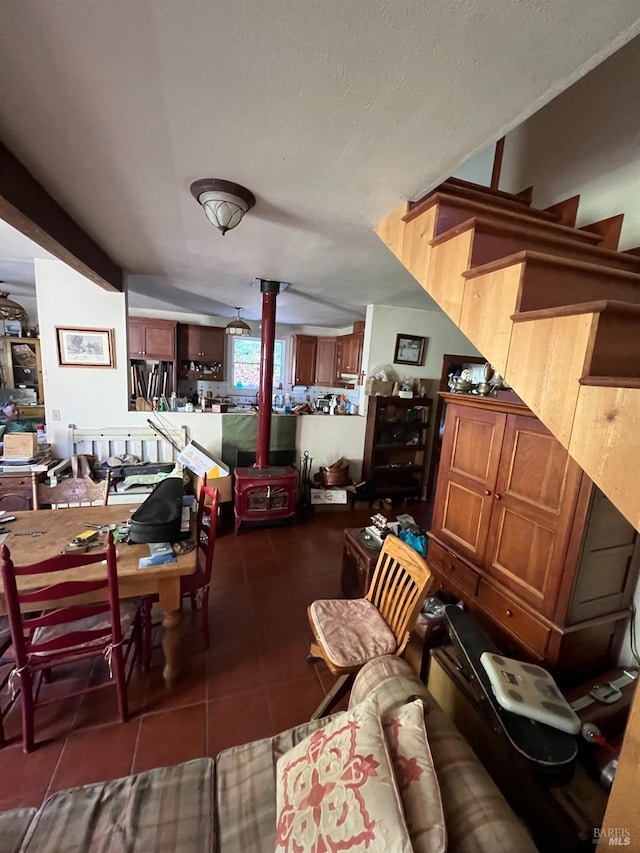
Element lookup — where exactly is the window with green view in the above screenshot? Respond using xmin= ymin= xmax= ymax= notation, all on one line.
xmin=232 ymin=337 xmax=285 ymax=388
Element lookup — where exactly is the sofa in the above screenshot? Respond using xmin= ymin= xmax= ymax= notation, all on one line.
xmin=1 ymin=655 xmax=537 ymax=852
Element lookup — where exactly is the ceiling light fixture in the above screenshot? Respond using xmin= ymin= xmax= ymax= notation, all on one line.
xmin=225 ymin=307 xmax=251 ymax=337
xmin=190 ymin=178 xmax=256 ymax=236
xmin=0 ymin=286 xmax=28 ymax=322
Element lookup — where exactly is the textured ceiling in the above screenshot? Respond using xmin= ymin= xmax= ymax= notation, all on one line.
xmin=1 ymin=1 xmax=639 ymax=326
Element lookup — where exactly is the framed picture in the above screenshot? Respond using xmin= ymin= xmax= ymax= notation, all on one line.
xmin=56 ymin=327 xmax=115 ymax=368
xmin=394 ymin=334 xmax=427 ymax=366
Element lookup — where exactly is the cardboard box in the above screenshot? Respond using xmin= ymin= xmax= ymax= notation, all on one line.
xmin=207 ymin=473 xmax=233 ymax=503
xmin=310 ymin=487 xmax=348 ymax=505
xmin=178 ymin=441 xmax=229 ymax=481
xmin=3 ymin=433 xmax=38 ymax=459
xmin=365 ymin=379 xmax=394 ymax=397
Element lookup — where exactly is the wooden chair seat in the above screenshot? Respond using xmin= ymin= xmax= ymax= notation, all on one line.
xmin=307 ymin=534 xmax=433 ymax=718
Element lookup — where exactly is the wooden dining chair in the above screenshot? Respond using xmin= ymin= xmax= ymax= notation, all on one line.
xmin=307 ymin=534 xmax=433 ymax=718
xmin=141 ymin=486 xmax=219 ymax=669
xmin=0 ymin=533 xmax=142 ymax=752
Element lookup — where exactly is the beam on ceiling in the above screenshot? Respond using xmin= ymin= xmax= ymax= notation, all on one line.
xmin=0 ymin=140 xmax=123 ymax=292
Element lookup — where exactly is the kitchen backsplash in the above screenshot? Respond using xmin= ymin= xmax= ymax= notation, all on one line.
xmin=177 ymin=378 xmax=360 ymax=411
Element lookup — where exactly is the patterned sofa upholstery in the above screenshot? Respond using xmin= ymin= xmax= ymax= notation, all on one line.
xmin=3 ymin=656 xmax=536 ymax=852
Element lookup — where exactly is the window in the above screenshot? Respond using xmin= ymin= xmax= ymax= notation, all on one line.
xmin=232 ymin=337 xmax=285 ymax=389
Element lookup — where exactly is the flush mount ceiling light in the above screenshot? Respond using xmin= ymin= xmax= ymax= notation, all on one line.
xmin=0 ymin=286 xmax=28 ymax=321
xmin=225 ymin=307 xmax=251 ymax=337
xmin=190 ymin=178 xmax=256 ymax=236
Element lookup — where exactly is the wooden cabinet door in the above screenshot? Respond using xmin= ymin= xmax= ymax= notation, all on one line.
xmin=292 ymin=335 xmax=317 ymax=386
xmin=128 ymin=319 xmax=144 ymax=356
xmin=335 ymin=337 xmax=344 ymax=380
xmin=143 ymin=322 xmax=176 ymax=360
xmin=431 ymin=403 xmax=506 ymax=564
xmin=315 ymin=337 xmax=336 ymax=385
xmin=200 ymin=327 xmax=225 ymax=363
xmin=348 ymin=332 xmax=363 ymax=374
xmin=484 ymin=414 xmax=582 ymax=617
xmin=182 ymin=324 xmax=202 ymax=359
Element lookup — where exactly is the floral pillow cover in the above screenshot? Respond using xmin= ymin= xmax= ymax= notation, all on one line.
xmin=275 ymin=696 xmax=413 ymax=852
xmin=383 ymin=699 xmax=447 ymax=853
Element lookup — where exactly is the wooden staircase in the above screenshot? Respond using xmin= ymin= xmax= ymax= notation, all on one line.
xmin=376 ymin=179 xmax=640 ymax=530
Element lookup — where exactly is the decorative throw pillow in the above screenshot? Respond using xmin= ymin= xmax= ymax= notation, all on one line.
xmin=275 ymin=696 xmax=412 ymax=852
xmin=383 ymin=699 xmax=447 ymax=853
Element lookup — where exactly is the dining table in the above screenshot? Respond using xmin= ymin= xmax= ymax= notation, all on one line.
xmin=0 ymin=504 xmax=197 ymax=687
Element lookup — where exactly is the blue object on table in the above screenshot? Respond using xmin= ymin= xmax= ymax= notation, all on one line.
xmin=399 ymin=527 xmax=428 ymax=557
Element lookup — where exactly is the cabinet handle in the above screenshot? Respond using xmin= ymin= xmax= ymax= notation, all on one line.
xmin=484 ymin=490 xmax=491 ymax=496
xmin=505 ymin=609 xmax=513 ymax=617
xmin=495 ymin=494 xmax=502 ymax=500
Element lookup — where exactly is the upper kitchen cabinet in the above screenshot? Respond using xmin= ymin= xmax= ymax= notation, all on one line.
xmin=315 ymin=337 xmax=337 ymax=385
xmin=291 ymin=335 xmax=317 ymax=386
xmin=177 ymin=324 xmax=225 ymax=380
xmin=128 ymin=317 xmax=177 ymax=360
xmin=336 ymin=330 xmax=363 ymax=378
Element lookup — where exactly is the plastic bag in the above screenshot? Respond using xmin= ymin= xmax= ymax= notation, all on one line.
xmin=399 ymin=527 xmax=428 ymax=557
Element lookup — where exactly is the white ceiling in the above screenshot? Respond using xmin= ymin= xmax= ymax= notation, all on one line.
xmin=1 ymin=1 xmax=639 ymax=326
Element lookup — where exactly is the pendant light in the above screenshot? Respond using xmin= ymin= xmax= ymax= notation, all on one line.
xmin=0 ymin=287 xmax=28 ymax=322
xmin=225 ymin=307 xmax=251 ymax=337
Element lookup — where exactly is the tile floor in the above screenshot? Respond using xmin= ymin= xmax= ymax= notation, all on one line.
xmin=0 ymin=501 xmax=431 ymax=812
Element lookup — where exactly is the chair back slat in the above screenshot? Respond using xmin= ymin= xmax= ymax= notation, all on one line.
xmin=1 ymin=534 xmax=123 ymax=672
xmin=26 ymin=603 xmax=110 ymax=631
xmin=366 ymin=535 xmax=432 ymax=645
xmin=35 ymin=474 xmax=110 ymax=510
xmin=19 ymin=578 xmax=108 ymax=605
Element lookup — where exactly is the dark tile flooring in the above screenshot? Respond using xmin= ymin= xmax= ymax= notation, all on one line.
xmin=0 ymin=502 xmax=431 ymax=812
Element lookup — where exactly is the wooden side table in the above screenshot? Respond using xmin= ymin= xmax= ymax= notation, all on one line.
xmin=341 ymin=528 xmax=381 ymax=598
xmin=0 ymin=471 xmax=45 ymax=511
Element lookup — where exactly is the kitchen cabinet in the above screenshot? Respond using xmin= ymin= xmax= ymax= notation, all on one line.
xmin=429 ymin=394 xmax=640 ymax=684
xmin=336 ymin=331 xmax=363 ymax=378
xmin=315 ymin=337 xmax=337 ymax=385
xmin=128 ymin=317 xmax=176 ymax=360
xmin=291 ymin=335 xmax=317 ymax=386
xmin=178 ymin=324 xmax=225 ymax=380
xmin=362 ymin=395 xmax=432 ymax=502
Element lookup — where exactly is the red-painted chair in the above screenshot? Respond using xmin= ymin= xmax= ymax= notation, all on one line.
xmin=1 ymin=533 xmax=142 ymax=752
xmin=141 ymin=486 xmax=219 ymax=668
xmin=0 ymin=616 xmax=17 ymax=748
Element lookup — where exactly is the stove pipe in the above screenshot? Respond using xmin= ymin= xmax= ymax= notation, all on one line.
xmin=255 ymin=279 xmax=282 ymax=468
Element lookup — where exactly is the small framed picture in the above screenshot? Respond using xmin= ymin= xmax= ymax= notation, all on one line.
xmin=393 ymin=334 xmax=427 ymax=366
xmin=56 ymin=327 xmax=115 ymax=368
xmin=4 ymin=319 xmax=22 ymax=337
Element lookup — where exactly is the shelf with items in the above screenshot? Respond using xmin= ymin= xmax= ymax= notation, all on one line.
xmin=129 ymin=359 xmax=175 ymax=405
xmin=2 ymin=337 xmax=44 ymax=406
xmin=362 ymin=395 xmax=432 ymax=502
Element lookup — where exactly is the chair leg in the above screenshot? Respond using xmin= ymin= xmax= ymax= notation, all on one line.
xmin=112 ymin=644 xmax=129 ymax=724
xmin=190 ymin=592 xmax=197 ymax=613
xmin=141 ymin=599 xmax=153 ymax=672
xmin=311 ymin=673 xmax=355 ymax=720
xmin=201 ymin=588 xmax=211 ymax=651
xmin=20 ymin=670 xmax=35 ymax=754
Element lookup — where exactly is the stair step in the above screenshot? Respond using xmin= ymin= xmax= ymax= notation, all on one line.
xmin=579 ymin=376 xmax=640 ymax=389
xmin=430 ymin=217 xmax=640 ymax=274
xmin=463 ymin=251 xmax=640 ymax=313
xmin=408 ymin=178 xmax=560 ymax=223
xmin=403 ymin=192 xmax=602 ymax=244
xmin=580 ymin=214 xmax=625 ymax=251
xmin=445 ymin=176 xmax=537 ymax=207
xmin=511 ymin=300 xmax=640 ymax=380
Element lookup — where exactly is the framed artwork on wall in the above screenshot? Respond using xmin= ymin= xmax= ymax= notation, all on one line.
xmin=393 ymin=334 xmax=427 ymax=366
xmin=56 ymin=327 xmax=115 ymax=368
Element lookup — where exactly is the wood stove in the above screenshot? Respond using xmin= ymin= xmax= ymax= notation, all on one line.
xmin=234 ymin=280 xmax=297 ymax=534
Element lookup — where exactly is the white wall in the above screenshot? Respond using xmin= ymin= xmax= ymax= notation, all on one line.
xmin=500 ymin=37 xmax=640 ymax=250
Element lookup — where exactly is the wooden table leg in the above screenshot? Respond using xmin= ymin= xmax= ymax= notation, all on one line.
xmin=159 ymin=577 xmax=181 ymax=688
xmin=160 ymin=609 xmax=181 ymax=687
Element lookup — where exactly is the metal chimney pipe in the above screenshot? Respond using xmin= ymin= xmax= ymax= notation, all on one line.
xmin=255 ymin=279 xmax=281 ymax=468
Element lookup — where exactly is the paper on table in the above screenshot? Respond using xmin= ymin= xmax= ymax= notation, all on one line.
xmin=0 ymin=533 xmax=8 ymax=545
